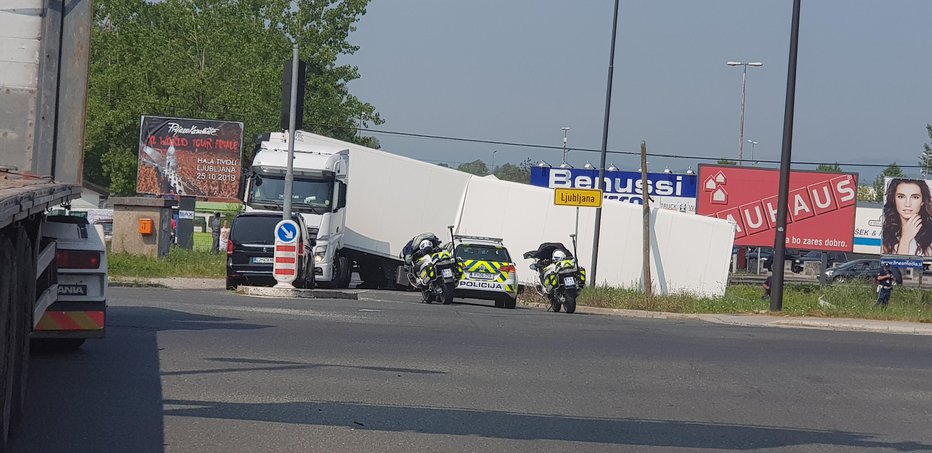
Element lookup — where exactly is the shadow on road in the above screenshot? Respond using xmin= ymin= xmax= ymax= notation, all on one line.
xmin=10 ymin=306 xmax=270 ymax=453
xmin=162 ymin=399 xmax=932 ymax=451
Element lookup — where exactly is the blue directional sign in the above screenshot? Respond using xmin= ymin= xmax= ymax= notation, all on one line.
xmin=276 ymin=220 xmax=299 ymax=244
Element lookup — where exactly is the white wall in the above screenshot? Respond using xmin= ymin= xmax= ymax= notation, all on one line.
xmin=293 ymin=132 xmax=735 ymax=296
xmin=456 ymin=177 xmax=734 ymax=297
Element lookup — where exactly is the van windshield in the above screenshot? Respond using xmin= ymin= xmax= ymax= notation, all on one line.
xmin=231 ymin=216 xmax=284 ymax=244
xmin=250 ymin=174 xmax=333 ymax=212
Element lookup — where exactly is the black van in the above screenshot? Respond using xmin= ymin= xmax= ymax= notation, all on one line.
xmin=226 ymin=212 xmax=314 ymax=289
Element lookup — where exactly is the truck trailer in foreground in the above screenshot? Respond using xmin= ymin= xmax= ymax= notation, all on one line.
xmin=1 ymin=1 xmax=104 ymax=447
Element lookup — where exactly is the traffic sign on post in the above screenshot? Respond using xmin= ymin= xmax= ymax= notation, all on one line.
xmin=273 ymin=220 xmax=300 ymax=288
xmin=554 ymin=188 xmax=603 ymax=208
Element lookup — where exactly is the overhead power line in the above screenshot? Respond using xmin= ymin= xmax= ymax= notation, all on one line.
xmin=332 ymin=124 xmax=927 ymax=170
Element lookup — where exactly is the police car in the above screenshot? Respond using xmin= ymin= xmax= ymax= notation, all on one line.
xmin=451 ymin=236 xmax=518 ymax=309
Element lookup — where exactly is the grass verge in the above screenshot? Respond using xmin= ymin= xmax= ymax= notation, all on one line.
xmin=522 ymin=283 xmax=932 ymax=323
xmin=109 ymin=247 xmax=226 ymax=279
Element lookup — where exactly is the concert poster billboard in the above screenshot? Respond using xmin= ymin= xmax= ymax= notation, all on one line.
xmin=136 ymin=116 xmax=244 ymax=202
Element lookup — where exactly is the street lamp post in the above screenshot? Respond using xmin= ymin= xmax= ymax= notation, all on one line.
xmin=561 ymin=127 xmax=570 ymax=164
xmin=726 ymin=61 xmax=763 ymax=165
xmin=747 ymin=139 xmax=759 ymax=162
xmin=491 ymin=150 xmax=498 ymax=172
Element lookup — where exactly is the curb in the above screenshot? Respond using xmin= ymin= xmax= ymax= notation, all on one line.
xmin=235 ymin=285 xmax=359 ymax=300
xmin=110 ymin=280 xmax=168 ymax=288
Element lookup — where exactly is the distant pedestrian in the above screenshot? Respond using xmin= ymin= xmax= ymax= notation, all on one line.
xmin=762 ymin=273 xmax=773 ymax=300
xmin=211 ymin=212 xmax=222 ymax=253
xmin=875 ymin=264 xmax=895 ymax=310
xmin=219 ymin=220 xmax=231 ymax=253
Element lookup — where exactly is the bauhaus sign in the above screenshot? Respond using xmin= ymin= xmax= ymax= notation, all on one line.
xmin=696 ymin=165 xmax=858 ymax=252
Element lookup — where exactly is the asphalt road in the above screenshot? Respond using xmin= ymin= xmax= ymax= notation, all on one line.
xmin=10 ymin=287 xmax=932 ymax=452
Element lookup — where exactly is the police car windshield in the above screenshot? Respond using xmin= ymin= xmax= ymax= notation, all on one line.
xmin=250 ymin=175 xmax=333 ymax=210
xmin=455 ymin=244 xmax=511 ymax=262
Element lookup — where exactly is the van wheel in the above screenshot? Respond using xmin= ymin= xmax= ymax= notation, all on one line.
xmin=226 ymin=277 xmax=239 ymax=290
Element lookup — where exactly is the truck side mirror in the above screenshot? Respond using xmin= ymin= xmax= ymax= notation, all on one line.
xmin=336 ymin=181 xmax=347 ymax=210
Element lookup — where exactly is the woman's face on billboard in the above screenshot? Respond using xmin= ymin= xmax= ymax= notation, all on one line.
xmin=895 ymin=182 xmax=924 ymax=220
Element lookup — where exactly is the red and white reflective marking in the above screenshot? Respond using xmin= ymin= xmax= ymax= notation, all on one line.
xmin=273 ymin=220 xmax=300 ymax=286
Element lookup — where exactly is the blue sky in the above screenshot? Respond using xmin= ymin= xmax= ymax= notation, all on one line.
xmin=340 ymin=0 xmax=931 ymax=183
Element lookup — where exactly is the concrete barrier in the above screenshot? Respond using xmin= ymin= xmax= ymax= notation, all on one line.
xmin=236 ymin=286 xmax=358 ymax=300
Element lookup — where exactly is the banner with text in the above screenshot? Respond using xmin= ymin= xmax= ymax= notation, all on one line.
xmin=136 ymin=116 xmax=244 ymax=202
xmin=530 ymin=167 xmax=698 ymax=212
xmin=696 ymin=165 xmax=857 ymax=252
xmin=879 ymin=177 xmax=932 ymax=257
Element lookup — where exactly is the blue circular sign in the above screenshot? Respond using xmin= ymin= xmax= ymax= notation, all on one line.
xmin=276 ymin=221 xmax=299 ymax=244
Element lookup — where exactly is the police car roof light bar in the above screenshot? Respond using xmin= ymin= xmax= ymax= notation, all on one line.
xmin=453 ymin=235 xmax=504 ymax=244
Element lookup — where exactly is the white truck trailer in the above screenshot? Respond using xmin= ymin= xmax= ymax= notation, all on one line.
xmin=244 ymin=131 xmax=736 ymax=295
xmin=1 ymin=0 xmax=103 ymax=447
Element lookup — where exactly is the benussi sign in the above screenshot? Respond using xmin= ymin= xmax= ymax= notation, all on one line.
xmin=530 ymin=167 xmax=698 ymax=212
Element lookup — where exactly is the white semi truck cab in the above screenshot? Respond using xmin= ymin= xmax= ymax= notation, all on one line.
xmin=244 ymin=131 xmax=352 ymax=287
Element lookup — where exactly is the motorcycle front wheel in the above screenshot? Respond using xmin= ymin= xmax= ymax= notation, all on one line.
xmin=550 ymin=296 xmax=562 ymax=313
xmin=441 ymin=281 xmax=455 ymax=305
xmin=563 ymin=288 xmax=577 ymax=314
xmin=421 ymin=288 xmax=432 ymax=304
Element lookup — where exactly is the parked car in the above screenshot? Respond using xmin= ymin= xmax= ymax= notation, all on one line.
xmin=793 ymin=251 xmax=868 ymax=269
xmin=763 ymin=249 xmax=804 ymax=273
xmin=822 ymin=259 xmax=888 ymax=283
xmin=226 ymin=212 xmax=315 ymax=289
xmin=451 ymin=235 xmax=518 ymax=309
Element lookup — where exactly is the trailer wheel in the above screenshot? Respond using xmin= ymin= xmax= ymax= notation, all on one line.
xmin=10 ymin=228 xmax=33 ymax=431
xmin=0 ymin=235 xmax=16 ymax=447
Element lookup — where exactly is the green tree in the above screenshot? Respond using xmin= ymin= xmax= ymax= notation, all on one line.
xmin=717 ymin=159 xmax=737 ymax=166
xmin=456 ymin=159 xmax=489 ymax=176
xmin=857 ymin=185 xmax=876 ymax=202
xmin=494 ymin=158 xmax=533 ymax=184
xmin=873 ymin=163 xmax=906 ymax=202
xmin=815 ymin=162 xmax=843 ymax=173
xmin=921 ymin=124 xmax=932 ymax=176
xmin=86 ymin=0 xmax=382 ymax=194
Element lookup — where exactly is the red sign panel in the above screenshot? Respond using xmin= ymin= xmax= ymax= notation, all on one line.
xmin=696 ymin=165 xmax=858 ymax=251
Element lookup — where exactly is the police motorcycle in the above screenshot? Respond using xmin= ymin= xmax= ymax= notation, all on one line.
xmin=403 ymin=228 xmax=463 ymax=304
xmin=523 ymin=234 xmax=586 ymax=314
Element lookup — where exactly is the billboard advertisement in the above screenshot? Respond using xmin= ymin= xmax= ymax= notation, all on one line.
xmin=854 ymin=205 xmax=882 ymax=254
xmin=880 ymin=177 xmax=932 ymax=257
xmin=696 ymin=165 xmax=857 ymax=251
xmin=530 ymin=167 xmax=698 ymax=212
xmin=136 ymin=116 xmax=244 ymax=201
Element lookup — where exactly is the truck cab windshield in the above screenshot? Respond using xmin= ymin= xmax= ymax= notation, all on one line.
xmin=250 ymin=175 xmax=334 ymax=212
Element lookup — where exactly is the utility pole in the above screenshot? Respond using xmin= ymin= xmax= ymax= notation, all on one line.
xmin=283 ymin=44 xmax=299 ymax=221
xmin=561 ymin=127 xmax=570 ymax=164
xmin=641 ymin=141 xmax=652 ymax=296
xmin=771 ymin=0 xmax=802 ymax=312
xmin=726 ymin=61 xmax=763 ymax=165
xmin=590 ymin=0 xmax=621 ymax=287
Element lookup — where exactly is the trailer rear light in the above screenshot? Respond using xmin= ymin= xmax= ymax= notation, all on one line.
xmin=500 ymin=264 xmax=516 ymax=273
xmin=227 ymin=240 xmax=234 ymax=256
xmin=56 ymin=249 xmax=101 ymax=269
